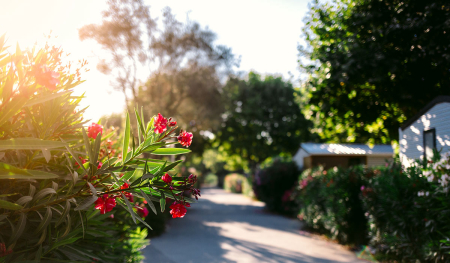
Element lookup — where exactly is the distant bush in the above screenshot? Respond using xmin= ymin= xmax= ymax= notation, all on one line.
xmin=224 ymin=173 xmax=254 ymax=198
xmin=296 ymin=166 xmax=368 ymax=245
xmin=253 ymin=158 xmax=299 ymax=215
xmin=204 ymin=173 xmax=218 ymax=187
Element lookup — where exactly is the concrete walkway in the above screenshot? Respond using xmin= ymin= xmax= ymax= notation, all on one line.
xmin=142 ymin=188 xmax=367 ymax=263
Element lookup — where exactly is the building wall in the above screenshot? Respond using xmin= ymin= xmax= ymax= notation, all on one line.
xmin=399 ymin=102 xmax=450 ymax=167
xmin=293 ymin=148 xmax=309 ymax=169
xmin=367 ymin=156 xmax=393 ymax=167
xmin=310 ymin=155 xmax=366 ymax=170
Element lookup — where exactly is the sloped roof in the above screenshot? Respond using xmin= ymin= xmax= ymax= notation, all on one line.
xmin=301 ymin=143 xmax=393 ymax=156
xmin=401 ymin=96 xmax=450 ymax=131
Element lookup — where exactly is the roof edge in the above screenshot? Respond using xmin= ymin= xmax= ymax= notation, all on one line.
xmin=401 ymin=96 xmax=450 ymax=131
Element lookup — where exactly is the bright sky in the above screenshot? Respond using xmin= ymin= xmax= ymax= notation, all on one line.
xmin=0 ymin=0 xmax=311 ymax=122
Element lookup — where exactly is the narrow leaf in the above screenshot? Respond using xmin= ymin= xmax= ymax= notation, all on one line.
xmin=140 ymin=189 xmax=157 ymax=215
xmin=74 ymin=195 xmax=98 ymax=211
xmin=160 ymin=192 xmax=166 ymax=212
xmin=151 ymin=148 xmax=191 ymax=155
xmin=0 ymin=199 xmax=23 ymax=210
xmin=122 ymin=112 xmax=131 ymax=165
xmin=121 ymin=192 xmax=136 ymax=224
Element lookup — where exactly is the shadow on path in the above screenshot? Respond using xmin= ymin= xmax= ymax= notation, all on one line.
xmin=142 ymin=188 xmax=365 ymax=263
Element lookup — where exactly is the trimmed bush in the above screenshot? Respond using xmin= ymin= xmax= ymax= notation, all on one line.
xmin=253 ymin=158 xmax=299 ymax=215
xmin=204 ymin=173 xmax=218 ymax=187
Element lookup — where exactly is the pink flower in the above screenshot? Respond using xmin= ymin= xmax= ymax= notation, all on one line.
xmin=169 ymin=202 xmax=187 ymax=218
xmin=177 ymin=130 xmax=193 ymax=147
xmin=136 ymin=206 xmax=149 ymax=218
xmin=97 ymin=162 xmax=103 ymax=169
xmin=88 ymin=123 xmax=103 ymax=139
xmin=34 ymin=64 xmax=60 ymax=90
xmin=120 ymin=183 xmax=134 ymax=202
xmin=154 ymin=113 xmax=168 ymax=134
xmin=95 ymin=194 xmax=116 ymax=214
xmin=162 ymin=173 xmax=172 ymax=184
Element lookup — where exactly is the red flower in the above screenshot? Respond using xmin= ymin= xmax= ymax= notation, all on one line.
xmin=168 ymin=118 xmax=177 ymax=127
xmin=169 ymin=202 xmax=187 ymax=218
xmin=34 ymin=64 xmax=60 ymax=90
xmin=88 ymin=123 xmax=103 ymax=139
xmin=162 ymin=173 xmax=172 ymax=184
xmin=75 ymin=157 xmax=87 ymax=169
xmin=0 ymin=242 xmax=12 ymax=257
xmin=188 ymin=174 xmax=197 ymax=184
xmin=97 ymin=162 xmax=103 ymax=169
xmin=136 ymin=206 xmax=149 ymax=218
xmin=95 ymin=194 xmax=116 ymax=214
xmin=153 ymin=113 xmax=168 ymax=134
xmin=177 ymin=130 xmax=193 ymax=147
xmin=120 ymin=183 xmax=134 ymax=202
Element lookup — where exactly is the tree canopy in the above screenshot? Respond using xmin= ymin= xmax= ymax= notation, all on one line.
xmin=214 ymin=72 xmax=315 ymax=166
xmin=300 ymin=0 xmax=450 ymax=144
xmin=79 ymin=0 xmax=239 ymax=130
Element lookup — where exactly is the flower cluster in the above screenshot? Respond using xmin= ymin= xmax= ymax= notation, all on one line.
xmin=88 ymin=122 xmax=103 ymax=139
xmin=421 ymin=152 xmax=450 ymax=189
xmin=169 ymin=202 xmax=188 ymax=218
xmin=177 ymin=130 xmax=193 ymax=147
xmin=33 ymin=64 xmax=60 ymax=90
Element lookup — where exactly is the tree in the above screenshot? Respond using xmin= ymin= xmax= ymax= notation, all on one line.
xmin=79 ymin=0 xmax=238 ymax=126
xmin=214 ymin=72 xmax=315 ymax=168
xmin=299 ymin=0 xmax=450 ymax=144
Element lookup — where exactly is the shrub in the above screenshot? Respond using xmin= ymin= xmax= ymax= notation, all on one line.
xmin=204 ymin=173 xmax=218 ymax=187
xmin=0 ymin=37 xmax=200 ymax=262
xmin=296 ymin=153 xmax=450 ymax=262
xmin=297 ymin=166 xmax=368 ymax=245
xmin=224 ymin=173 xmax=250 ymax=194
xmin=361 ymin=154 xmax=450 ymax=262
xmin=253 ymin=158 xmax=299 ymax=215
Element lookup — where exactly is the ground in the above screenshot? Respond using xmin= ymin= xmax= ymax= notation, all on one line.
xmin=142 ymin=188 xmax=367 ymax=263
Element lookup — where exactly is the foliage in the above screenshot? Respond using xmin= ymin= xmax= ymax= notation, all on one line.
xmin=296 ymin=166 xmax=368 ymax=245
xmin=361 ymin=153 xmax=450 ymax=262
xmin=296 ymin=153 xmax=450 ymax=262
xmin=203 ymin=173 xmax=218 ymax=187
xmin=215 ymin=72 xmax=315 ymax=167
xmin=224 ymin=174 xmax=252 ymax=197
xmin=253 ymin=157 xmax=299 ymax=215
xmin=79 ymin=0 xmax=238 ymax=138
xmin=299 ymin=0 xmax=450 ymax=144
xmin=0 ymin=37 xmax=198 ymax=262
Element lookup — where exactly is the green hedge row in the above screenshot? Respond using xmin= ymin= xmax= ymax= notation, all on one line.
xmin=296 ymin=156 xmax=450 ymax=262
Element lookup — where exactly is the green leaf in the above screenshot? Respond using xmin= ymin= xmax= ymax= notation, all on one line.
xmin=121 ymin=192 xmax=136 ymax=224
xmin=0 ymin=199 xmax=23 ymax=210
xmin=24 ymin=90 xmax=72 ymax=107
xmin=160 ymin=192 xmax=166 ymax=212
xmin=33 ymin=188 xmax=56 ymax=201
xmin=151 ymin=148 xmax=191 ymax=155
xmin=56 ymin=200 xmax=71 ymax=226
xmin=135 ymin=108 xmax=145 ymax=143
xmin=35 ymin=206 xmax=52 ymax=234
xmin=163 ymin=160 xmax=182 ymax=173
xmin=9 ymin=212 xmax=26 ymax=244
xmin=139 ymin=189 xmax=157 ymax=215
xmin=122 ymin=112 xmax=131 ymax=165
xmin=74 ymin=195 xmax=98 ymax=211
xmin=0 ymin=138 xmax=67 ymax=150
xmin=92 ymin=132 xmax=102 ymax=165
xmin=0 ymin=163 xmax=59 ymax=179
xmin=81 ymin=127 xmax=93 ymax=164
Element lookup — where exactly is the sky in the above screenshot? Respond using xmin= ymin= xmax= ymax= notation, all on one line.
xmin=0 ymin=0 xmax=312 ymax=122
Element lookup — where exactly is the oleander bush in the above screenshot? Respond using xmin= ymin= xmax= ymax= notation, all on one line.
xmin=0 ymin=36 xmax=199 ymax=262
xmin=296 ymin=153 xmax=450 ymax=262
xmin=296 ymin=166 xmax=368 ymax=245
xmin=253 ymin=157 xmax=299 ymax=215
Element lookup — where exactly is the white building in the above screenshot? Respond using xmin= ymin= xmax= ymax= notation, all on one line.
xmin=293 ymin=143 xmax=394 ymax=170
xmin=399 ymin=96 xmax=450 ymax=167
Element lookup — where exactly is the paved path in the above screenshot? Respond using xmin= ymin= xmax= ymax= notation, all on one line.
xmin=142 ymin=188 xmax=366 ymax=263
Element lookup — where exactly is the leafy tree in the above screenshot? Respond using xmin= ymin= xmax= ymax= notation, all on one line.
xmin=214 ymin=72 xmax=315 ymax=168
xmin=299 ymin=0 xmax=450 ymax=144
xmin=79 ymin=0 xmax=238 ymax=129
